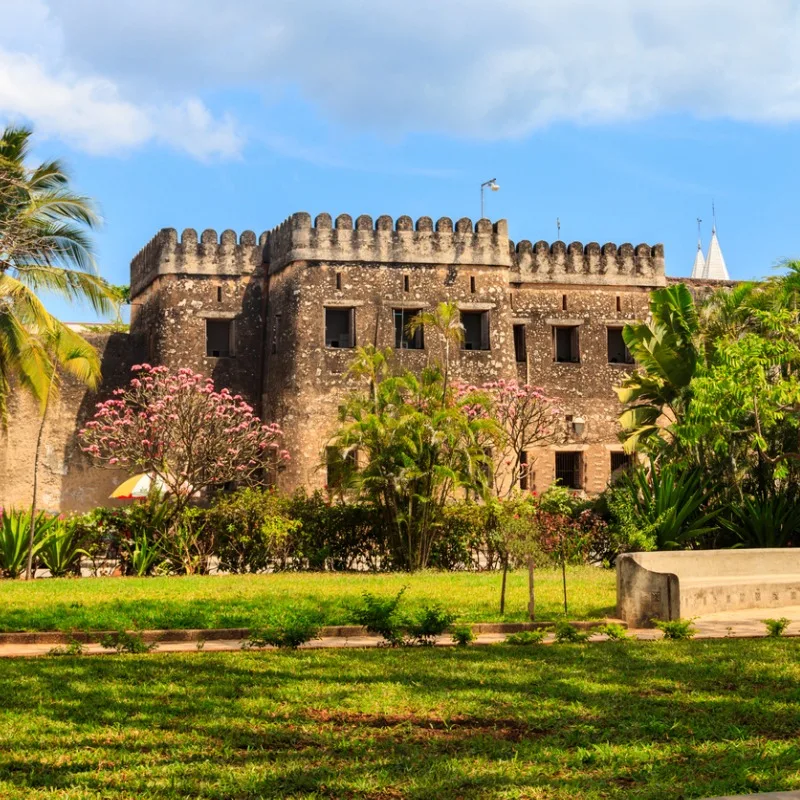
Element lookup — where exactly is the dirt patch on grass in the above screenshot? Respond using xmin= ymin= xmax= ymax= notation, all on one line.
xmin=304 ymin=709 xmax=546 ymax=742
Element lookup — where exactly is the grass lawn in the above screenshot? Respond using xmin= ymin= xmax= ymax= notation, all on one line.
xmin=1 ymin=640 xmax=799 ymax=798
xmin=0 ymin=567 xmax=615 ymax=632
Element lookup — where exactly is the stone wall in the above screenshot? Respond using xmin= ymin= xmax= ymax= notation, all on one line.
xmin=0 ymin=331 xmax=140 ymax=512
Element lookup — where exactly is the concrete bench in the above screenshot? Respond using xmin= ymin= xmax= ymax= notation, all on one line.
xmin=616 ymin=549 xmax=800 ymax=627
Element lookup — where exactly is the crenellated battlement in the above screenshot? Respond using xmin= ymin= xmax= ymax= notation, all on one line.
xmin=264 ymin=211 xmax=512 ymax=273
xmin=130 ymin=213 xmax=666 ymax=294
xmin=130 ymin=227 xmax=265 ymax=298
xmin=511 ymin=240 xmax=665 ymax=287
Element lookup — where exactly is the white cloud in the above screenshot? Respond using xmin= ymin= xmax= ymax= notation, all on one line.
xmin=0 ymin=0 xmax=799 ymax=156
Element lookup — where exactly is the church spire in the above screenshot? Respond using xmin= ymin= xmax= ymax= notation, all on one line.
xmin=703 ymin=202 xmax=729 ymax=280
xmin=691 ymin=217 xmax=705 ymax=278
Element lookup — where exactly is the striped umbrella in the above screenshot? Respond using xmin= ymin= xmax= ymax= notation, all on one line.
xmin=109 ymin=473 xmax=169 ymax=500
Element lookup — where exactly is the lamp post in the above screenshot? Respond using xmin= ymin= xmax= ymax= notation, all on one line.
xmin=480 ymin=178 xmax=499 ymax=218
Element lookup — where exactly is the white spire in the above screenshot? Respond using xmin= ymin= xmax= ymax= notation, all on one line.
xmin=691 ymin=216 xmax=705 ymax=278
xmin=691 ymin=244 xmax=706 ymax=278
xmin=703 ymin=226 xmax=729 ymax=280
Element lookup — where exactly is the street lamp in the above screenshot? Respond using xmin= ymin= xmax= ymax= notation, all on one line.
xmin=480 ymin=178 xmax=500 ymax=219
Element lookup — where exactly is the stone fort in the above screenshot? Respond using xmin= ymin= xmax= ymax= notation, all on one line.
xmin=0 ymin=211 xmax=723 ymax=512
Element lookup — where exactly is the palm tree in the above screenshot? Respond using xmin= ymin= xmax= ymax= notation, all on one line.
xmin=615 ymin=284 xmax=701 ymax=453
xmin=0 ymin=124 xmax=113 ymax=423
xmin=24 ymin=325 xmax=100 ymax=579
xmin=407 ymin=301 xmax=464 ymax=400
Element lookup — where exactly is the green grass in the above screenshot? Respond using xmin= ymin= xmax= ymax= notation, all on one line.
xmin=0 ymin=567 xmax=614 ymax=633
xmin=1 ymin=640 xmax=799 ymax=798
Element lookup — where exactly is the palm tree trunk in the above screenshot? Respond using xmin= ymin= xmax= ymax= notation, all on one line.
xmin=26 ymin=366 xmax=56 ymax=580
xmin=499 ymin=552 xmax=509 ymax=614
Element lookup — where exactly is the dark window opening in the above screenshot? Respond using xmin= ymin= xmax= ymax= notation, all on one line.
xmin=519 ymin=450 xmax=529 ymax=490
xmin=611 ymin=451 xmax=634 ymax=474
xmin=470 ymin=276 xmax=476 ymax=294
xmin=616 ymin=295 xmax=621 ymax=312
xmin=335 ymin=272 xmax=342 ymax=290
xmin=462 ymin=311 xmax=490 ymax=351
xmin=271 ymin=314 xmax=281 ymax=355
xmin=513 ymin=324 xmax=527 ymax=363
xmin=206 ymin=319 xmax=233 ymax=358
xmin=403 ymin=274 xmax=410 ymax=293
xmin=562 ymin=294 xmax=567 ymax=311
xmin=394 ymin=308 xmax=424 ymax=349
xmin=607 ymin=327 xmax=634 ymax=364
xmin=555 ymin=451 xmax=582 ymax=490
xmin=325 ymin=307 xmax=355 ymax=348
xmin=326 ymin=447 xmax=357 ymax=489
xmin=216 ymin=286 xmax=222 ymax=302
xmin=553 ymin=326 xmax=580 ymax=363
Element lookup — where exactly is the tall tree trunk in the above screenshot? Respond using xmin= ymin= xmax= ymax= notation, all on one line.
xmin=527 ymin=558 xmax=536 ymax=620
xmin=25 ymin=367 xmax=56 ymax=580
xmin=561 ymin=557 xmax=568 ymax=615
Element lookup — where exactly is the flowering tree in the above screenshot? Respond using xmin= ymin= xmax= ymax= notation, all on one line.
xmin=456 ymin=379 xmax=563 ymax=497
xmin=80 ymin=365 xmax=289 ymax=508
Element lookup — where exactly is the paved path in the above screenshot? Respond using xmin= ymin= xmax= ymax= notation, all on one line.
xmin=1 ymin=606 xmax=798 ymax=658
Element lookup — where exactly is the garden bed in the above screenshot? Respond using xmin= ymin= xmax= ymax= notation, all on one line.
xmin=1 ymin=640 xmax=799 ymax=798
xmin=0 ymin=567 xmax=615 ymax=632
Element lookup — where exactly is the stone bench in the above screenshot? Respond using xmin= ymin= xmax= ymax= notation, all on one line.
xmin=616 ymin=549 xmax=800 ymax=628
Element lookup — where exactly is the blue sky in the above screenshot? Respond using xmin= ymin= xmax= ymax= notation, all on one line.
xmin=2 ymin=0 xmax=799 ymax=321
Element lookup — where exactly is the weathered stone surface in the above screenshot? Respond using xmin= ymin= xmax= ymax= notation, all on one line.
xmin=617 ymin=550 xmax=800 ymax=627
xmin=2 ymin=212 xmax=673 ymax=511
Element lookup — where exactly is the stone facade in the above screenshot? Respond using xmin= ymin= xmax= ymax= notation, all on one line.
xmin=2 ymin=210 xmax=686 ymax=511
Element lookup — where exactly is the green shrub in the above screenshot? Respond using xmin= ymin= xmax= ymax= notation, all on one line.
xmin=209 ymin=488 xmax=301 ymax=573
xmin=598 ymin=623 xmax=630 ymax=641
xmin=653 ymin=618 xmax=697 ymax=640
xmin=48 ymin=638 xmax=85 ymax=656
xmin=0 ymin=509 xmax=58 ymax=578
xmin=451 ymin=624 xmax=475 ymax=647
xmin=122 ymin=529 xmax=163 ymax=577
xmin=99 ymin=630 xmax=156 ymax=654
xmin=39 ymin=520 xmax=88 ymax=577
xmin=245 ymin=613 xmax=321 ymax=650
xmin=721 ymin=496 xmax=800 ymax=549
xmin=763 ymin=617 xmax=791 ymax=638
xmin=554 ymin=622 xmax=590 ymax=643
xmin=505 ymin=629 xmax=546 ymax=646
xmin=352 ymin=588 xmax=407 ymax=646
xmin=406 ymin=604 xmax=455 ymax=646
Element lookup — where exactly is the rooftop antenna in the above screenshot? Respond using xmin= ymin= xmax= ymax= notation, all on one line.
xmin=696 ymin=217 xmax=703 ymax=250
xmin=556 ymin=217 xmax=561 ymax=241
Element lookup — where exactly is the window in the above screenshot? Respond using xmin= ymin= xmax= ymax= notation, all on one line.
xmin=616 ymin=295 xmax=621 ymax=312
xmin=470 ymin=276 xmax=476 ymax=294
xmin=216 ymin=286 xmax=222 ymax=302
xmin=403 ymin=274 xmax=410 ymax=293
xmin=394 ymin=309 xmax=424 ymax=349
xmin=325 ymin=307 xmax=355 ymax=348
xmin=610 ymin=451 xmax=634 ymax=474
xmin=519 ymin=450 xmax=529 ymax=490
xmin=555 ymin=451 xmax=582 ymax=490
xmin=271 ymin=314 xmax=281 ymax=355
xmin=562 ymin=294 xmax=568 ymax=311
xmin=607 ymin=328 xmax=634 ymax=364
xmin=513 ymin=324 xmax=527 ymax=363
xmin=462 ymin=311 xmax=490 ymax=351
xmin=206 ymin=319 xmax=234 ymax=357
xmin=326 ymin=446 xmax=356 ymax=489
xmin=335 ymin=272 xmax=342 ymax=290
xmin=553 ymin=325 xmax=580 ymax=363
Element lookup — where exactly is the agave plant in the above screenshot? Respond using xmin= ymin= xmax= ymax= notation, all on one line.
xmin=720 ymin=495 xmax=800 ymax=549
xmin=38 ymin=519 xmax=88 ymax=577
xmin=0 ymin=509 xmax=58 ymax=578
xmin=617 ymin=459 xmax=719 ymax=550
